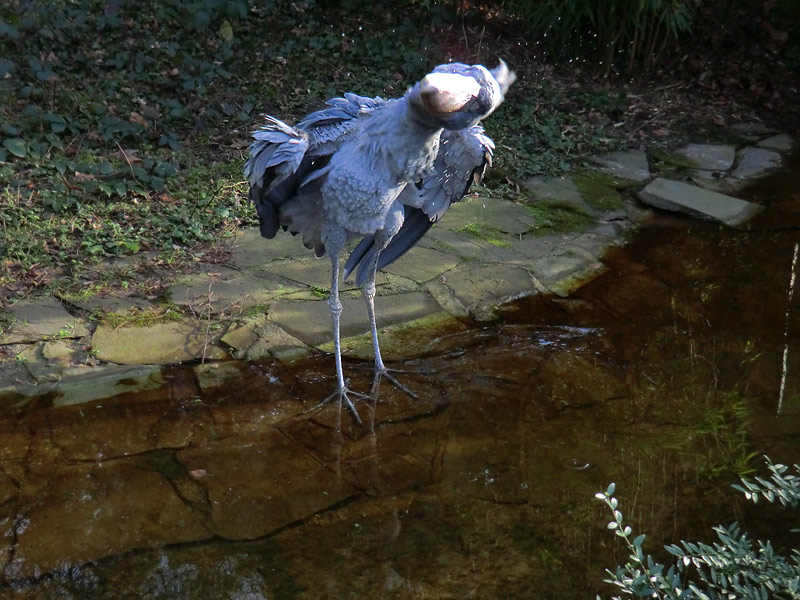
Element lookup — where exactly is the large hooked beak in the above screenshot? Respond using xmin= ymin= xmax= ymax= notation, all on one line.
xmin=418 ymin=72 xmax=481 ymax=116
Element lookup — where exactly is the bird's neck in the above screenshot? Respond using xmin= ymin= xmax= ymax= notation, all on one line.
xmin=366 ymin=99 xmax=442 ymax=182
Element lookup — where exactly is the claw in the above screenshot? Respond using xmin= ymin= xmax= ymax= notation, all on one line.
xmin=303 ymin=385 xmax=371 ymax=427
xmin=370 ymin=367 xmax=419 ymax=400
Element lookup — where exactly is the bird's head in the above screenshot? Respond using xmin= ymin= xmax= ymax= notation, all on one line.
xmin=408 ymin=60 xmax=516 ymax=130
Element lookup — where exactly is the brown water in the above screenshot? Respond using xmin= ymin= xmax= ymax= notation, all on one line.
xmin=1 ymin=160 xmax=799 ymax=599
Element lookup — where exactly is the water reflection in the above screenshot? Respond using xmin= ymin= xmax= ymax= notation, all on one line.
xmin=2 ymin=158 xmax=800 ymax=598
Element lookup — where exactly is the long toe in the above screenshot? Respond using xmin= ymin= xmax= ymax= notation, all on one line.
xmin=305 ymin=386 xmax=372 ymax=427
xmin=371 ymin=367 xmax=419 ymax=400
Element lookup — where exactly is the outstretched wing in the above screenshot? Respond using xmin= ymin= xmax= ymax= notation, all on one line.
xmin=244 ymin=94 xmax=387 ymax=245
xmin=344 ymin=125 xmax=494 ymax=287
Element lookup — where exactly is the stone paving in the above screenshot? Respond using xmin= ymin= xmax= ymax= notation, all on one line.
xmin=0 ymin=125 xmax=795 ymax=399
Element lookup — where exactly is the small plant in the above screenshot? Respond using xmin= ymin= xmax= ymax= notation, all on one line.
xmin=596 ymin=457 xmax=800 ymax=599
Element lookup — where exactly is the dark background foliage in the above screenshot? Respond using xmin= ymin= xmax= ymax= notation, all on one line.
xmin=0 ymin=0 xmax=797 ymax=299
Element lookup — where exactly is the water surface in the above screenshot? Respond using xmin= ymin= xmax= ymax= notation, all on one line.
xmin=1 ymin=159 xmax=799 ymax=599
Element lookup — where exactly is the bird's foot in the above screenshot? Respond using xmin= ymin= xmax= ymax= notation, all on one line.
xmin=370 ymin=367 xmax=419 ymax=400
xmin=304 ymin=386 xmax=372 ymax=427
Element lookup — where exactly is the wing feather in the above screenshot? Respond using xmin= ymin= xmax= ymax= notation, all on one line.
xmin=244 ymin=95 xmax=386 ymax=246
xmin=343 ymin=125 xmax=493 ymax=286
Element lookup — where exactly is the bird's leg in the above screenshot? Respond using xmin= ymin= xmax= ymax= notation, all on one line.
xmin=362 ymin=218 xmax=418 ymax=400
xmin=362 ymin=263 xmax=418 ymax=400
xmin=308 ymin=229 xmax=369 ymax=426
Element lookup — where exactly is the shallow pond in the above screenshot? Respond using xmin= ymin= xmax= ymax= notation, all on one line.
xmin=1 ymin=157 xmax=799 ymax=599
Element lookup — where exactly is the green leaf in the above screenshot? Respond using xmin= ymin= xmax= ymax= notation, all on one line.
xmin=218 ymin=20 xmax=234 ymax=42
xmin=606 ymin=483 xmax=616 ymax=496
xmin=633 ymin=534 xmax=646 ymax=547
xmin=3 ymin=137 xmax=27 ymax=157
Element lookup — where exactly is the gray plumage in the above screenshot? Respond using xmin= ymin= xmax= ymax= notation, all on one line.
xmin=245 ymin=60 xmax=516 ymax=423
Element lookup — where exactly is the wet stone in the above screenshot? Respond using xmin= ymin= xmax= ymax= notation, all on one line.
xmin=176 ymin=429 xmax=358 ymax=540
xmin=267 ymin=258 xmax=365 ymax=290
xmin=729 ymin=121 xmax=777 ymax=141
xmin=638 ymin=177 xmax=765 ymax=226
xmin=222 ymin=316 xmax=308 ymax=361
xmin=677 ymin=143 xmax=736 ymax=171
xmin=381 ymin=246 xmax=460 ymax=284
xmin=19 ymin=344 xmax=63 ymax=383
xmin=0 ymin=362 xmax=33 ymax=395
xmin=523 ymin=175 xmax=585 ymax=205
xmin=41 ymin=340 xmax=79 ymax=366
xmin=5 ymin=462 xmax=212 ymax=580
xmin=61 ymin=294 xmax=154 ymax=316
xmin=756 ymin=133 xmax=794 ymax=152
xmin=269 ymin=291 xmax=441 ymax=347
xmin=3 ymin=297 xmax=90 ymax=344
xmin=731 ymin=147 xmax=782 ymax=180
xmin=440 ymin=197 xmax=538 ymax=235
xmin=91 ymin=318 xmax=229 ymax=365
xmin=589 ymin=150 xmax=651 ymax=183
xmin=167 ymin=267 xmax=280 ymax=313
xmin=423 ymin=227 xmax=521 ymax=263
xmin=442 ymin=264 xmax=536 ymax=321
xmin=194 ymin=361 xmax=249 ymax=392
xmin=227 ymin=227 xmax=310 ymax=270
xmin=530 ymin=250 xmax=606 ymax=297
xmin=336 ymin=311 xmax=465 ymax=361
xmin=53 ymin=364 xmax=165 ymax=407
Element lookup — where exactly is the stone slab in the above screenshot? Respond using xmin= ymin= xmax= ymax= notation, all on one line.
xmin=227 ymin=227 xmax=311 ymax=270
xmin=731 ymin=147 xmax=782 ymax=180
xmin=637 ymin=177 xmax=764 ymax=226
xmin=167 ymin=269 xmax=280 ymax=313
xmin=91 ymin=318 xmax=229 ymax=364
xmin=589 ymin=150 xmax=651 ymax=183
xmin=729 ymin=122 xmax=777 ymax=141
xmin=423 ymin=227 xmax=521 ymax=263
xmin=221 ymin=316 xmax=309 ymax=360
xmin=3 ymin=297 xmax=90 ymax=344
xmin=442 ymin=264 xmax=536 ymax=320
xmin=176 ymin=429 xmax=357 ymax=540
xmin=530 ymin=250 xmax=607 ymax=297
xmin=677 ymin=143 xmax=735 ymax=171
xmin=523 ymin=175 xmax=584 ymax=204
xmin=268 ymin=291 xmax=441 ymax=347
xmin=756 ymin=133 xmax=794 ymax=152
xmin=381 ymin=245 xmax=460 ymax=284
xmin=266 ymin=258 xmax=363 ymax=291
xmin=439 ymin=197 xmax=538 ymax=235
xmin=6 ymin=463 xmax=211 ymax=580
xmin=61 ymin=295 xmax=154 ymax=315
xmin=52 ymin=364 xmax=165 ymax=407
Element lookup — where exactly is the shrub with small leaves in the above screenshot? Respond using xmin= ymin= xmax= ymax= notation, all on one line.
xmin=596 ymin=457 xmax=800 ymax=600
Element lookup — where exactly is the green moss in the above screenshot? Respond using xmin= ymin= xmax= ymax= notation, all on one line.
xmin=572 ymin=172 xmax=625 ymax=211
xmin=647 ymin=147 xmax=698 ymax=172
xmin=456 ymin=223 xmax=512 ymax=247
xmin=100 ymin=306 xmax=183 ymax=329
xmin=522 ymin=200 xmax=595 ymax=235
